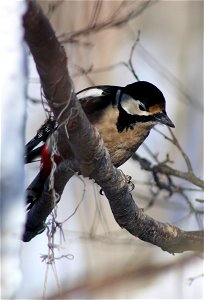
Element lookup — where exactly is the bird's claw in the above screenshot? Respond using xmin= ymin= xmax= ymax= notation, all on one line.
xmin=125 ymin=175 xmax=135 ymax=192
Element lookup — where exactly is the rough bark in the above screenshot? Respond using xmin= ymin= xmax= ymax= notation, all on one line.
xmin=23 ymin=0 xmax=203 ymax=253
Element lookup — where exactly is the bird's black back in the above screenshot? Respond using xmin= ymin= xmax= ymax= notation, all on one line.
xmin=77 ymin=85 xmax=120 ymax=115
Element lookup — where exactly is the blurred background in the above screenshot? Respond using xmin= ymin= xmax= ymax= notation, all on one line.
xmin=18 ymin=1 xmax=203 ymax=299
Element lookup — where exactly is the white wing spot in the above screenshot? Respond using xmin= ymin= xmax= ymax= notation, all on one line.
xmin=77 ymin=88 xmax=104 ymax=99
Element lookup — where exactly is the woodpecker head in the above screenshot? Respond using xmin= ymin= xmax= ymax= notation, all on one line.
xmin=117 ymin=81 xmax=175 ymax=132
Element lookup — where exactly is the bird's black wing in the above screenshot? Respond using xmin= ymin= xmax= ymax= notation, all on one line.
xmin=25 ymin=86 xmax=121 ymax=163
xmin=25 ymin=118 xmax=57 ymax=164
xmin=25 ymin=146 xmax=43 ymax=164
xmin=77 ymin=85 xmax=121 ymax=115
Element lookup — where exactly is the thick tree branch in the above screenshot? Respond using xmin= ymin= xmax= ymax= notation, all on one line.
xmin=23 ymin=0 xmax=203 ymax=253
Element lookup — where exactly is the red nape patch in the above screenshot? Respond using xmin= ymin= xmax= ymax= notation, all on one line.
xmin=149 ymin=103 xmax=164 ymax=113
xmin=40 ymin=145 xmax=61 ymax=180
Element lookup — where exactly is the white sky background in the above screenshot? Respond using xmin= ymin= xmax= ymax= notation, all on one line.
xmin=14 ymin=1 xmax=204 ymax=299
xmin=0 ymin=1 xmax=27 ymax=298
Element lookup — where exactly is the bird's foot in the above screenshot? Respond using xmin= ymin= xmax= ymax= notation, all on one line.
xmin=125 ymin=175 xmax=135 ymax=192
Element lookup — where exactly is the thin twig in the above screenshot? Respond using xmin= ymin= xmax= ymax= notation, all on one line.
xmin=58 ymin=1 xmax=154 ymax=43
xmin=128 ymin=30 xmax=141 ymax=81
xmin=168 ymin=127 xmax=193 ymax=173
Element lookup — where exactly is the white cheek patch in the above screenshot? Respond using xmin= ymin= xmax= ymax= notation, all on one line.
xmin=77 ymin=88 xmax=104 ymax=99
xmin=121 ymin=96 xmax=150 ymax=116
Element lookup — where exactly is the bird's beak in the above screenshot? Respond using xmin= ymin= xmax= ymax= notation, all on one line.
xmin=155 ymin=112 xmax=175 ymax=128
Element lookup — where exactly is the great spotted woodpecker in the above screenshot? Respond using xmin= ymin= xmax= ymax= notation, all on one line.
xmin=25 ymin=81 xmax=175 ymax=210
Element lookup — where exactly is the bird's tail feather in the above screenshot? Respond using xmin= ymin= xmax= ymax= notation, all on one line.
xmin=26 ymin=172 xmax=46 ymax=210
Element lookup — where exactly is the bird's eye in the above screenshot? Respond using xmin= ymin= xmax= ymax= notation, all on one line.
xmin=139 ymin=103 xmax=146 ymax=111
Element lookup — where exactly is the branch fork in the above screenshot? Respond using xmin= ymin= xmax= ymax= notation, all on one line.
xmin=23 ymin=0 xmax=203 ymax=253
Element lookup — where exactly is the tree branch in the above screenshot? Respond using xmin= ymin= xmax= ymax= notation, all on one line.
xmin=23 ymin=0 xmax=203 ymax=253
xmin=132 ymin=127 xmax=204 ymax=190
xmin=58 ymin=1 xmax=155 ymax=44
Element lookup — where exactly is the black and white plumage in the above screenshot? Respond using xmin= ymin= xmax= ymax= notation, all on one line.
xmin=75 ymin=81 xmax=174 ymax=167
xmin=25 ymin=81 xmax=174 ymax=213
xmin=25 ymin=81 xmax=174 ymax=168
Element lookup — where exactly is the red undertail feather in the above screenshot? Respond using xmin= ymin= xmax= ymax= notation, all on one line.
xmin=40 ymin=144 xmax=61 ymax=181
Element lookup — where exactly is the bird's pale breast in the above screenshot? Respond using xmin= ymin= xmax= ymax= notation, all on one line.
xmin=90 ymin=106 xmax=153 ymax=167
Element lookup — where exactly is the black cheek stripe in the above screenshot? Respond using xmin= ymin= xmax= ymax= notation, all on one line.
xmin=116 ymin=106 xmax=158 ymax=132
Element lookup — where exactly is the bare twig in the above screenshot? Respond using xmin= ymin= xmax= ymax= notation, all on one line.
xmin=188 ymin=273 xmax=204 ymax=285
xmin=136 ymin=128 xmax=204 ymax=190
xmin=47 ymin=0 xmax=64 ymax=19
xmin=23 ymin=0 xmax=204 ymax=253
xmin=154 ymin=127 xmax=193 ymax=173
xmin=128 ymin=30 xmax=141 ymax=81
xmin=132 ymin=152 xmax=204 ymax=211
xmin=72 ymin=34 xmax=141 ymax=82
xmin=58 ymin=1 xmax=155 ymax=43
xmin=88 ymin=0 xmax=103 ymax=28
